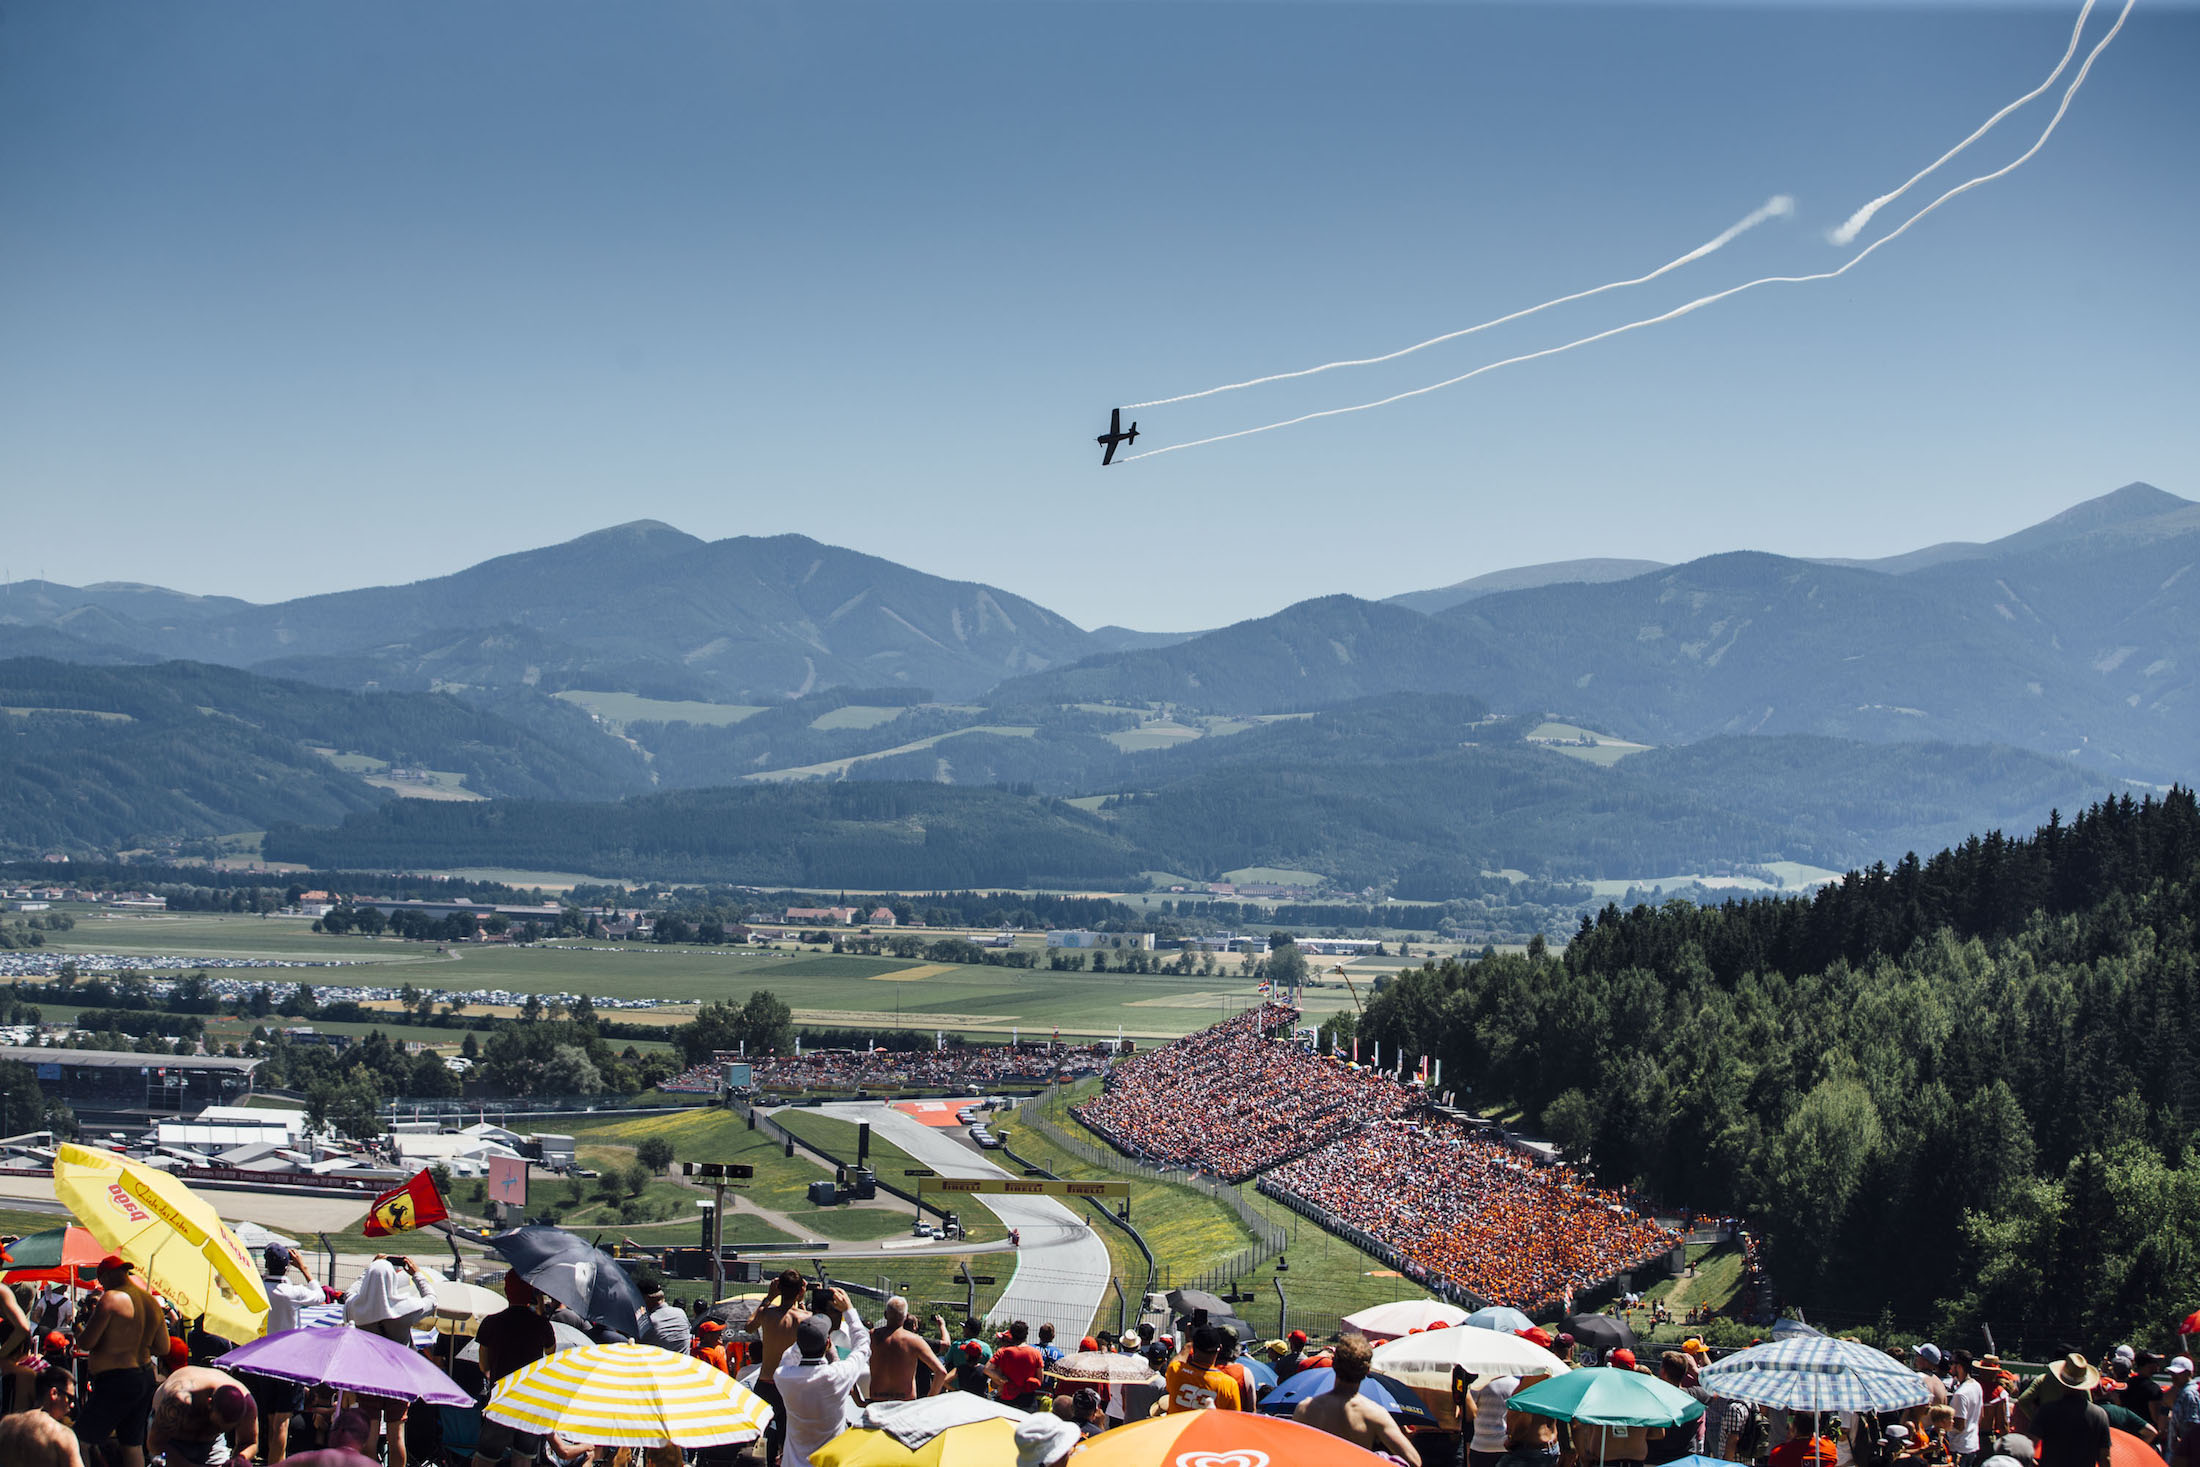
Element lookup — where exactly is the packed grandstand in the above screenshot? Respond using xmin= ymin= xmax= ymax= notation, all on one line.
xmin=1071 ymin=1001 xmax=1677 ymax=1313
xmin=667 ymin=1043 xmax=1114 ymax=1094
xmin=1260 ymin=1115 xmax=1678 ymax=1313
xmin=1072 ymin=1002 xmax=1420 ymax=1181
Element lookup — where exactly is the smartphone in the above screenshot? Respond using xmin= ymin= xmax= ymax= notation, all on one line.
xmin=808 ymin=1286 xmax=834 ymax=1312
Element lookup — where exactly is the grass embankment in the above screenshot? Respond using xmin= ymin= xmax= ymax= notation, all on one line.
xmin=1012 ymin=1080 xmax=1455 ymax=1336
xmin=1624 ymin=1242 xmax=1748 ymax=1346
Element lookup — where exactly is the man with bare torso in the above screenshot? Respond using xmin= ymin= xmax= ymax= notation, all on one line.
xmin=1294 ymin=1332 xmax=1422 ymax=1466
xmin=146 ymin=1365 xmax=258 ymax=1467
xmin=751 ymin=1271 xmax=810 ymax=1467
xmin=74 ymin=1257 xmax=168 ymax=1467
xmin=867 ymin=1299 xmax=950 ymax=1402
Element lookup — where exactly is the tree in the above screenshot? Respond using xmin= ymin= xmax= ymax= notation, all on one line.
xmin=541 ymin=1044 xmax=604 ymax=1096
xmin=623 ymin=1162 xmax=652 ymax=1198
xmin=739 ymin=989 xmax=794 ymax=1055
xmin=1267 ymin=937 xmax=1309 ymax=991
xmin=637 ymin=1136 xmax=675 ymax=1174
xmin=1541 ymin=1089 xmax=1600 ymax=1162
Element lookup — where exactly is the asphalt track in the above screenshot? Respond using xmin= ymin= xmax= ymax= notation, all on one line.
xmin=811 ymin=1101 xmax=1109 ymax=1339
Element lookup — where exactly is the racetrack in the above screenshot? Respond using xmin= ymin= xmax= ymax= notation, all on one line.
xmin=810 ymin=1101 xmax=1109 ymax=1339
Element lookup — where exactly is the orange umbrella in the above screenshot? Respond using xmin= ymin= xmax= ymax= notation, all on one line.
xmin=1072 ymin=1411 xmax=1397 ymax=1466
xmin=2111 ymin=1429 xmax=2158 ymax=1467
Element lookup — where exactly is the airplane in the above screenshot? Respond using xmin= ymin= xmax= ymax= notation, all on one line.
xmin=1096 ymin=408 xmax=1138 ymax=466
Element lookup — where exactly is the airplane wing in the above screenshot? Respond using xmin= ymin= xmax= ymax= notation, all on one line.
xmin=1101 ymin=439 xmax=1119 ymax=467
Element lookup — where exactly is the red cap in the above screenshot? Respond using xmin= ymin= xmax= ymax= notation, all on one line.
xmin=1080 ymin=1337 xmax=1100 ymax=1352
xmin=1429 ymin=1321 xmax=1450 ymax=1331
xmin=699 ymin=1320 xmax=723 ymax=1333
xmin=1611 ymin=1348 xmax=1638 ymax=1367
xmin=98 ymin=1253 xmax=129 ymax=1273
xmin=166 ymin=1338 xmax=192 ymax=1368
xmin=963 ymin=1342 xmax=983 ymax=1358
xmin=1289 ymin=1330 xmax=1309 ymax=1345
xmin=43 ymin=1330 xmax=68 ymax=1351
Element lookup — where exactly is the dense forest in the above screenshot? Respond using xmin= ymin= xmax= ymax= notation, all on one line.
xmin=1359 ymin=790 xmax=2200 ymax=1353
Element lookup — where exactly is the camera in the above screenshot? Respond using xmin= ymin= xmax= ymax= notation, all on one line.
xmin=808 ymin=1286 xmax=834 ymax=1312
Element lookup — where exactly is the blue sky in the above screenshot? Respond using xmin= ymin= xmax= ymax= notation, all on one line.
xmin=2 ymin=1 xmax=2193 ymax=631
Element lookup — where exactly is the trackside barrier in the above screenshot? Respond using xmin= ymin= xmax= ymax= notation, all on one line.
xmin=996 ymin=1135 xmax=1158 ymax=1302
xmin=1020 ymin=1086 xmax=1286 ymax=1296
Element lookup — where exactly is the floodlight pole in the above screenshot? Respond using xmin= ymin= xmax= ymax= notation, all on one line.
xmin=710 ymin=1179 xmax=726 ymax=1298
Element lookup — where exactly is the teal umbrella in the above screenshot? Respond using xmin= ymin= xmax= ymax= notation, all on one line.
xmin=1509 ymin=1367 xmax=1707 ymax=1428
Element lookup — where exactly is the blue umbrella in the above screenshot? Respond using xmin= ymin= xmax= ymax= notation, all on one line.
xmin=1699 ymin=1335 xmax=1931 ymax=1414
xmin=1466 ymin=1306 xmax=1537 ymax=1334
xmin=1258 ymin=1367 xmax=1439 ymax=1429
xmin=1240 ymin=1356 xmax=1278 ymax=1397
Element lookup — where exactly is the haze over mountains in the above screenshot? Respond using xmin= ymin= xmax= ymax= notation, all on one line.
xmin=3 ymin=481 xmax=2190 ymax=886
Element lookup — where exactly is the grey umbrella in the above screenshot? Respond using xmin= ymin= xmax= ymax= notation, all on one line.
xmin=1166 ymin=1288 xmax=1231 ymax=1321
xmin=484 ymin=1226 xmax=649 ymax=1342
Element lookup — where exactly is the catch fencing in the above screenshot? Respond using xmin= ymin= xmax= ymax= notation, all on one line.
xmin=1022 ymin=1084 xmax=1286 ymax=1296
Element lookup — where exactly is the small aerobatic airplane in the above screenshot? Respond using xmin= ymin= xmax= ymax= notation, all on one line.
xmin=1096 ymin=408 xmax=1138 ymax=466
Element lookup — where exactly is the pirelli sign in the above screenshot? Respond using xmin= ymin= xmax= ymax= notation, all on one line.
xmin=919 ymin=1177 xmax=1130 ymax=1198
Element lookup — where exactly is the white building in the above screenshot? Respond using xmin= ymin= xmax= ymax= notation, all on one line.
xmin=1045 ymin=930 xmax=1156 ymax=951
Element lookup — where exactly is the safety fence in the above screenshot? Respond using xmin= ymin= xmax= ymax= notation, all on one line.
xmin=1019 ymin=1085 xmax=1287 ymax=1296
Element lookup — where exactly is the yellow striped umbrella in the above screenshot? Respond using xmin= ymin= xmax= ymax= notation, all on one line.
xmin=53 ymin=1143 xmax=268 ymax=1342
xmin=486 ymin=1341 xmax=773 ymax=1447
xmin=813 ymin=1416 xmax=1020 ymax=1467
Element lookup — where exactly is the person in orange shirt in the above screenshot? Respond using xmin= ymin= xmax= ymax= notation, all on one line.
xmin=690 ymin=1321 xmax=731 ymax=1374
xmin=1769 ymin=1412 xmax=1839 ymax=1467
xmin=1162 ymin=1327 xmax=1245 ymax=1414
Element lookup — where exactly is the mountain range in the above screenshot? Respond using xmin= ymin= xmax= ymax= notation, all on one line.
xmin=4 ymin=481 xmax=2192 ymax=885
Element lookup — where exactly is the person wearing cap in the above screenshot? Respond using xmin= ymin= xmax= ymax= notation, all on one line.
xmin=145 ymin=1364 xmax=256 ymax=1467
xmin=1948 ymin=1350 xmax=1985 ymax=1467
xmin=75 ymin=1254 xmax=168 ymax=1467
xmin=775 ymin=1287 xmax=870 ymax=1467
xmin=2121 ymin=1353 xmax=2165 ymax=1441
xmin=1164 ymin=1326 xmax=1245 ymax=1414
xmin=691 ymin=1320 xmax=731 ymax=1375
xmin=2029 ymin=1356 xmax=2112 ymax=1467
xmin=2168 ymin=1357 xmax=2200 ymax=1467
xmin=1611 ymin=1347 xmax=1644 ymax=1373
xmin=238 ymin=1244 xmax=320 ymax=1462
xmin=637 ymin=1280 xmax=690 ymax=1353
xmin=988 ymin=1319 xmax=1048 ymax=1411
xmin=471 ymin=1274 xmax=555 ymax=1467
xmin=1013 ymin=1413 xmax=1081 ymax=1467
xmin=1911 ymin=1346 xmax=1950 ymax=1425
xmin=2094 ymin=1376 xmax=2160 ymax=1445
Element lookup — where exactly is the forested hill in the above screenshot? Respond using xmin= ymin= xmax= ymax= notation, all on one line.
xmin=1360 ymin=789 xmax=2200 ymax=1352
xmin=0 ymin=658 xmax=648 ymax=852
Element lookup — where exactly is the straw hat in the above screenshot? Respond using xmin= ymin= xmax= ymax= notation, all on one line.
xmin=2048 ymin=1355 xmax=2101 ymax=1391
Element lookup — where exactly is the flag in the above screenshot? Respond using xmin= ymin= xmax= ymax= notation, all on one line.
xmin=1257 ymin=981 xmax=1272 ymax=995
xmin=2180 ymin=1308 xmax=2200 ymax=1337
xmin=363 ymin=1169 xmax=449 ymax=1238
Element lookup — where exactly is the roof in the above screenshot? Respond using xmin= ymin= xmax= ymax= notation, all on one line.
xmin=157 ymin=1122 xmax=294 ymax=1148
xmin=198 ymin=1105 xmax=306 ymax=1128
xmin=3 ymin=1047 xmax=261 ymax=1073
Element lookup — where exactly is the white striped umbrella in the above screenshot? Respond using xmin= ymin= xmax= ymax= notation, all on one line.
xmin=1699 ymin=1335 xmax=1933 ymax=1414
xmin=486 ymin=1340 xmax=774 ymax=1447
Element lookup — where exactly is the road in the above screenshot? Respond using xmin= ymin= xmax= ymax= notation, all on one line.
xmin=809 ymin=1102 xmax=1110 ymax=1339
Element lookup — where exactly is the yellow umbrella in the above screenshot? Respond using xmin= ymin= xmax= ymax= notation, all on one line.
xmin=486 ymin=1340 xmax=773 ymax=1447
xmin=54 ymin=1144 xmax=269 ymax=1341
xmin=813 ymin=1416 xmax=1020 ymax=1467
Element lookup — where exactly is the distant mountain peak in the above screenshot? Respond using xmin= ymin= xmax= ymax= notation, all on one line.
xmin=1388 ymin=557 xmax=1668 ymax=616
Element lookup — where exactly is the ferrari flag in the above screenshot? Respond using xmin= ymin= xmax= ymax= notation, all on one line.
xmin=363 ymin=1170 xmax=449 ymax=1238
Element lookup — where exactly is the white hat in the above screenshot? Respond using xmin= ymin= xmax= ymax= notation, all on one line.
xmin=2114 ymin=1345 xmax=2137 ymax=1364
xmin=1013 ymin=1415 xmax=1081 ymax=1467
xmin=2172 ymin=1357 xmax=2195 ymax=1375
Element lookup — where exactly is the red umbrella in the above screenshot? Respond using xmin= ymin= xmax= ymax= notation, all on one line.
xmin=2111 ymin=1428 xmax=2158 ymax=1467
xmin=1 ymin=1225 xmax=104 ymax=1285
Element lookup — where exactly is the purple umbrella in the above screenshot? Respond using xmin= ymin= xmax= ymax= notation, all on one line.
xmin=215 ymin=1326 xmax=473 ymax=1407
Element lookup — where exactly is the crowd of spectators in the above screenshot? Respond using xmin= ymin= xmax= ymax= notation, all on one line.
xmin=735 ymin=1044 xmax=1110 ymax=1093
xmin=1262 ymin=1114 xmax=1677 ymax=1313
xmin=1073 ymin=1004 xmax=1419 ymax=1181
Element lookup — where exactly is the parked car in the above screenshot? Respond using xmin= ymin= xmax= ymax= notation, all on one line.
xmin=973 ymin=1133 xmax=1004 ymax=1150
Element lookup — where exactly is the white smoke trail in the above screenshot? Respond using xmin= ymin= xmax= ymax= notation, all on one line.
xmin=1830 ymin=0 xmax=2099 ymax=246
xmin=1124 ymin=196 xmax=1795 ymax=412
xmin=1121 ymin=0 xmax=2131 ymax=465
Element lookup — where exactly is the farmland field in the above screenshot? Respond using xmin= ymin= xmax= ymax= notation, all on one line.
xmin=553 ymin=690 xmax=765 ymax=727
xmin=807 ymin=704 xmax=907 ymax=731
xmin=36 ymin=911 xmax=1318 ymax=1041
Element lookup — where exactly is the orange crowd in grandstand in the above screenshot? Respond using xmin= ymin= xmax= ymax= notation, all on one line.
xmin=1073 ymin=1003 xmax=1419 ymax=1182
xmin=694 ymin=1044 xmax=1112 ymax=1093
xmin=1264 ymin=1115 xmax=1676 ymax=1313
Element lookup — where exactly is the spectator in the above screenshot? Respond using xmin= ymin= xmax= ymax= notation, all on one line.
xmin=1471 ymin=1373 xmax=1523 ymax=1467
xmin=1164 ymin=1327 xmax=1245 ymax=1413
xmin=470 ymin=1275 xmax=555 ymax=1467
xmin=146 ymin=1366 xmax=257 ymax=1467
xmin=988 ymin=1321 xmax=1047 ymax=1411
xmin=1293 ymin=1331 xmax=1421 ymax=1465
xmin=867 ymin=1299 xmax=947 ymax=1402
xmin=751 ymin=1271 xmax=810 ymax=1467
xmin=2168 ymin=1358 xmax=2200 ymax=1467
xmin=638 ymin=1283 xmax=690 ymax=1353
xmin=1947 ymin=1351 xmax=1983 ymax=1467
xmin=0 ymin=1410 xmax=85 ymax=1467
xmin=244 ymin=1246 xmax=322 ymax=1463
xmin=775 ymin=1291 xmax=870 ymax=1467
xmin=76 ymin=1254 xmax=167 ymax=1467
xmin=275 ymin=1407 xmax=379 ymax=1467
xmin=1012 ymin=1414 xmax=1081 ymax=1467
xmin=2029 ymin=1358 xmax=2112 ymax=1467
xmin=1769 ymin=1412 xmax=1836 ymax=1467
xmin=343 ymin=1256 xmax=435 ymax=1344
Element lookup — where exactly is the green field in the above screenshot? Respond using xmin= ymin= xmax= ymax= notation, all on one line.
xmin=40 ymin=911 xmax=1350 ymax=1042
xmin=553 ymin=690 xmax=765 ymax=728
xmin=807 ymin=704 xmax=907 ymax=731
xmin=743 ymin=725 xmax=1037 ymax=783
xmin=1220 ymin=867 xmax=1327 ymax=887
xmin=559 ymin=1109 xmax=1012 ymax=1318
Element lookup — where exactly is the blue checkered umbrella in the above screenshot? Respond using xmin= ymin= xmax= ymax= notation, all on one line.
xmin=1699 ymin=1335 xmax=1933 ymax=1414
